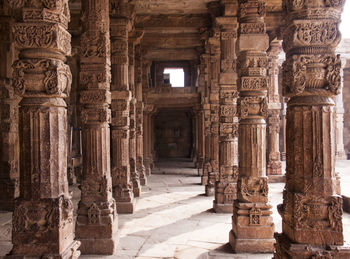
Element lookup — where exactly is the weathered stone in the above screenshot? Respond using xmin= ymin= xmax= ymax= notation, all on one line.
xmin=76 ymin=0 xmax=118 ymax=255
xmin=5 ymin=1 xmax=80 ymax=258
xmin=230 ymin=0 xmax=275 ymax=253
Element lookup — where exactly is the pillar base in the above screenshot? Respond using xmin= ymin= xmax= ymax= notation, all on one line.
xmin=213 ymin=201 xmax=233 ymax=213
xmin=76 ymin=219 xmax=118 ymax=255
xmin=5 ymin=240 xmax=81 ymax=259
xmin=201 ymin=175 xmax=208 ymax=185
xmin=267 ymin=161 xmax=282 ymax=176
xmin=140 ymin=177 xmax=147 ymax=186
xmin=336 ymin=151 xmax=347 ymax=160
xmin=133 ymin=187 xmax=141 ymax=197
xmin=116 ymin=200 xmax=135 ymax=214
xmin=205 ymin=185 xmax=214 ymax=196
xmin=229 ymin=230 xmax=274 ymax=253
xmin=79 ymin=235 xmax=118 ymax=255
xmin=274 ymin=233 xmax=350 ymax=259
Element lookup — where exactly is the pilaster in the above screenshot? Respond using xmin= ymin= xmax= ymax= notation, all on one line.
xmin=110 ymin=1 xmax=135 ymax=213
xmin=76 ymin=0 xmax=117 ymax=254
xmin=229 ymin=0 xmax=275 ymax=252
xmin=213 ymin=7 xmax=239 ymax=213
xmin=274 ymin=0 xmax=350 ymax=257
xmin=6 ymin=1 xmax=80 ymax=257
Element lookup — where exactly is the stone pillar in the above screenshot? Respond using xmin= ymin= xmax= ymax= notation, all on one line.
xmin=135 ymin=44 xmax=147 ymax=188
xmin=6 ymin=1 xmax=80 ymax=258
xmin=281 ymin=97 xmax=287 ymax=161
xmin=214 ymin=5 xmax=239 ymax=213
xmin=0 ymin=78 xmax=19 ymax=211
xmin=229 ymin=0 xmax=274 ymax=252
xmin=274 ymin=0 xmax=350 ymax=257
xmin=0 ymin=9 xmax=19 ymax=211
xmin=266 ymin=40 xmax=282 ymax=175
xmin=110 ymin=1 xmax=135 ymax=214
xmin=335 ymin=59 xmax=347 ymax=160
xmin=205 ymin=28 xmax=221 ymax=196
xmin=142 ymin=62 xmax=152 ymax=177
xmin=196 ymin=109 xmax=205 ymax=171
xmin=200 ymin=51 xmax=211 ymax=184
xmin=76 ymin=0 xmax=117 ymax=254
xmin=128 ymin=30 xmax=143 ymax=197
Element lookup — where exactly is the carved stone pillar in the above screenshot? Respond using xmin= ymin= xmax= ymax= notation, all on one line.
xmin=335 ymin=59 xmax=347 ymax=160
xmin=229 ymin=0 xmax=274 ymax=252
xmin=110 ymin=1 xmax=135 ymax=214
xmin=75 ymin=0 xmax=117 ymax=254
xmin=142 ymin=62 xmax=152 ymax=177
xmin=196 ymin=109 xmax=205 ymax=172
xmin=200 ymin=52 xmax=211 ymax=184
xmin=135 ymin=43 xmax=147 ymax=189
xmin=205 ymin=29 xmax=221 ymax=196
xmin=0 ymin=78 xmax=19 ymax=211
xmin=281 ymin=97 xmax=287 ymax=161
xmin=128 ymin=31 xmax=144 ymax=197
xmin=143 ymin=109 xmax=151 ymax=177
xmin=274 ymin=0 xmax=350 ymax=257
xmin=6 ymin=1 xmax=80 ymax=258
xmin=0 ymin=10 xmax=19 ymax=211
xmin=214 ymin=9 xmax=239 ymax=213
xmin=266 ymin=41 xmax=282 ymax=176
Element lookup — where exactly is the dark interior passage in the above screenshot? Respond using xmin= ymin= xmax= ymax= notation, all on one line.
xmin=154 ymin=109 xmax=193 ymax=159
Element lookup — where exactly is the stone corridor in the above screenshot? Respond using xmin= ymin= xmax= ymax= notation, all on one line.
xmin=1 ymin=160 xmax=350 ymax=259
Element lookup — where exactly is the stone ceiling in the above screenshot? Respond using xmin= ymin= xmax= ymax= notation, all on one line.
xmin=69 ymin=0 xmax=284 ymax=62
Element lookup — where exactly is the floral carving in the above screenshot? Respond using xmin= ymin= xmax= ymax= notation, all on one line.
xmin=238 ymin=177 xmax=268 ymax=203
xmin=12 ymin=23 xmax=71 ymax=55
xmin=283 ymin=54 xmax=341 ymax=96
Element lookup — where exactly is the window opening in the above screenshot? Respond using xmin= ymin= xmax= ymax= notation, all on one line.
xmin=163 ymin=68 xmax=185 ymax=87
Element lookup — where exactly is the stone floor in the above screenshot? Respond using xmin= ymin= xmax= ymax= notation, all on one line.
xmin=1 ymin=159 xmax=350 ymax=259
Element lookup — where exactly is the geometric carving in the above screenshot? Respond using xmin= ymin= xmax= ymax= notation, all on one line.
xmin=249 ymin=205 xmax=262 ymax=226
xmin=88 ymin=203 xmax=101 ymax=225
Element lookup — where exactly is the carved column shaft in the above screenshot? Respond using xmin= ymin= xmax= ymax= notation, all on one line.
xmin=135 ymin=44 xmax=147 ymax=187
xmin=128 ymin=38 xmax=139 ymax=197
xmin=229 ymin=0 xmax=274 ymax=253
xmin=214 ymin=12 xmax=239 ymax=213
xmin=110 ymin=3 xmax=134 ymax=213
xmin=266 ymin=41 xmax=282 ymax=175
xmin=274 ymin=0 xmax=350 ymax=257
xmin=200 ymin=52 xmax=211 ymax=184
xmin=142 ymin=62 xmax=152 ymax=176
xmin=335 ymin=60 xmax=347 ymax=160
xmin=6 ymin=1 xmax=80 ymax=258
xmin=76 ymin=0 xmax=117 ymax=254
xmin=0 ymin=10 xmax=19 ymax=211
xmin=205 ymin=31 xmax=221 ymax=196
